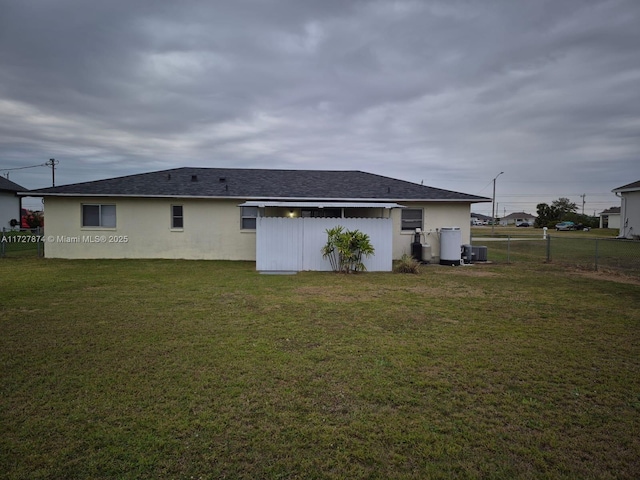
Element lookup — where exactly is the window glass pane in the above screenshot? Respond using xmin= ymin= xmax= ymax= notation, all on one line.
xmin=172 ymin=205 xmax=183 ymax=228
xmin=401 ymin=209 xmax=422 ymax=231
xmin=241 ymin=206 xmax=257 ymax=230
xmin=242 ymin=206 xmax=258 ymax=217
xmin=101 ymin=205 xmax=116 ymax=228
xmin=402 ymin=209 xmax=422 ymax=220
xmin=82 ymin=205 xmax=100 ymax=227
xmin=242 ymin=217 xmax=256 ymax=230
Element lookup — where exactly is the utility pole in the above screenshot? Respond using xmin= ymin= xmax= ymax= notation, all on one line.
xmin=45 ymin=158 xmax=59 ymax=187
xmin=491 ymin=171 xmax=504 ymax=235
xmin=580 ymin=193 xmax=586 ymax=215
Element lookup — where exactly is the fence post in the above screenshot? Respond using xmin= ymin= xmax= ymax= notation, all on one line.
xmin=594 ymin=238 xmax=599 ymax=272
xmin=507 ymin=235 xmax=511 ymax=264
xmin=37 ymin=226 xmax=42 ymax=258
xmin=546 ymin=235 xmax=551 ymax=262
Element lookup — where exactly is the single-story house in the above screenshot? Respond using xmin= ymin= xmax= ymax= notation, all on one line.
xmin=0 ymin=177 xmax=25 ymax=230
xmin=599 ymin=206 xmax=621 ymax=230
xmin=470 ymin=213 xmax=491 ymax=225
xmin=612 ymin=180 xmax=640 ymax=239
xmin=499 ymin=212 xmax=536 ymax=226
xmin=21 ymin=167 xmax=491 ymax=270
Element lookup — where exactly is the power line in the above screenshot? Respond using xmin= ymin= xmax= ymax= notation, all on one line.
xmin=1 ymin=160 xmax=58 ymax=186
xmin=1 ymin=162 xmax=48 ymax=178
xmin=1 ymin=162 xmax=47 ymax=171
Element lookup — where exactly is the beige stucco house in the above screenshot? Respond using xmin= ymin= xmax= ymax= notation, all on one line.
xmin=613 ymin=180 xmax=640 ymax=239
xmin=21 ymin=167 xmax=490 ymax=269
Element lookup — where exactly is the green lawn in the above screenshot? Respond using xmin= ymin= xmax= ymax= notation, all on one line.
xmin=0 ymin=230 xmax=43 ymax=258
xmin=471 ymin=226 xmax=620 ymax=239
xmin=1 ymin=259 xmax=639 ymax=479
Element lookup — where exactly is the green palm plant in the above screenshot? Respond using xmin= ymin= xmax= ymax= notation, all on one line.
xmin=322 ymin=226 xmax=375 ymax=273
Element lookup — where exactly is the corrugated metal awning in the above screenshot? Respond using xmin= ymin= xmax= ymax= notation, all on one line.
xmin=238 ymin=201 xmax=405 ymax=209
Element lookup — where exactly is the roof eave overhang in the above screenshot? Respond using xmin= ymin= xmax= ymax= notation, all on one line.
xmin=21 ymin=192 xmax=491 ymax=202
xmin=238 ymin=201 xmax=405 ymax=209
xmin=612 ymin=187 xmax=640 ymax=194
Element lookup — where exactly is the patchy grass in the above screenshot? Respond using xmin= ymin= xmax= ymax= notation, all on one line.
xmin=1 ymin=258 xmax=639 ymax=479
xmin=472 ymin=226 xmax=619 ymax=238
xmin=0 ymin=230 xmax=43 ymax=257
xmin=471 ymin=230 xmax=640 ymax=276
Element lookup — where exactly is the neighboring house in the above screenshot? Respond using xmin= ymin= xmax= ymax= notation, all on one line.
xmin=612 ymin=180 xmax=640 ymax=239
xmin=599 ymin=206 xmax=621 ymax=230
xmin=499 ymin=212 xmax=536 ymax=226
xmin=470 ymin=213 xmax=491 ymax=225
xmin=21 ymin=167 xmax=490 ymax=270
xmin=0 ymin=177 xmax=25 ymax=230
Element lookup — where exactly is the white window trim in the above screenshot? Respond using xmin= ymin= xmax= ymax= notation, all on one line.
xmin=171 ymin=204 xmax=184 ymax=230
xmin=401 ymin=208 xmax=423 ymax=233
xmin=81 ymin=204 xmax=117 ymax=229
xmin=241 ymin=206 xmax=258 ymax=230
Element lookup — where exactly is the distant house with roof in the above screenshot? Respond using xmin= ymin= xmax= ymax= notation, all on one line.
xmin=470 ymin=213 xmax=491 ymax=225
xmin=598 ymin=206 xmax=620 ymax=230
xmin=612 ymin=180 xmax=640 ymax=239
xmin=21 ymin=167 xmax=490 ymax=270
xmin=0 ymin=177 xmax=25 ymax=230
xmin=499 ymin=212 xmax=536 ymax=227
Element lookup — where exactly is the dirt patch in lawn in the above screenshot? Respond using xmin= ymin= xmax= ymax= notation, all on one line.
xmin=568 ymin=268 xmax=640 ymax=286
xmin=431 ymin=265 xmax=500 ymax=277
xmin=296 ymin=283 xmax=486 ymax=300
xmin=296 ymin=286 xmax=361 ymax=302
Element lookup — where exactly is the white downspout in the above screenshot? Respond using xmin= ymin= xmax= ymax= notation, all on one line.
xmin=615 ymin=192 xmax=626 ymax=238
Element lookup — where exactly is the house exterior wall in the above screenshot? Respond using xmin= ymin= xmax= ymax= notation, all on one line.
xmin=620 ymin=191 xmax=640 ymax=239
xmin=42 ymin=197 xmax=256 ymax=259
xmin=391 ymin=202 xmax=471 ymax=262
xmin=0 ymin=191 xmax=20 ymax=230
xmin=599 ymin=213 xmax=620 ymax=230
xmin=500 ymin=215 xmax=535 ymax=226
xmin=42 ymin=197 xmax=472 ymax=261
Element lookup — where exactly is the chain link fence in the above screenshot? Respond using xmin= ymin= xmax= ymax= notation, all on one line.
xmin=472 ymin=233 xmax=640 ymax=276
xmin=0 ymin=228 xmax=45 ymax=258
xmin=549 ymin=236 xmax=640 ymax=274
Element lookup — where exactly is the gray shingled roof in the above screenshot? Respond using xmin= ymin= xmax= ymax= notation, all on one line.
xmin=0 ymin=176 xmax=26 ymax=192
xmin=501 ymin=211 xmax=536 ymax=220
xmin=612 ymin=180 xmax=640 ymax=192
xmin=22 ymin=167 xmax=490 ymax=202
xmin=600 ymin=206 xmax=621 ymax=214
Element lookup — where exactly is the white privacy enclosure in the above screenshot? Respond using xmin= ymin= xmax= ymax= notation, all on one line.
xmin=256 ymin=217 xmax=393 ymax=272
xmin=242 ymin=201 xmax=402 ymax=272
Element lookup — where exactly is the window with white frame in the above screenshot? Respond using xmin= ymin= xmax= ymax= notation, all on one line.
xmin=401 ymin=208 xmax=423 ymax=231
xmin=82 ymin=204 xmax=116 ymax=228
xmin=241 ymin=206 xmax=258 ymax=230
xmin=171 ymin=205 xmax=184 ymax=229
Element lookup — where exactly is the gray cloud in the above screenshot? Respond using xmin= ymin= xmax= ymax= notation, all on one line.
xmin=1 ymin=0 xmax=638 ymax=214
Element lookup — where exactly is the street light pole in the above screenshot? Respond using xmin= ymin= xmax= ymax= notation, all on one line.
xmin=491 ymin=171 xmax=504 ymax=235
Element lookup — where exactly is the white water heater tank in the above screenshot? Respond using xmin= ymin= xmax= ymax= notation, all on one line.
xmin=440 ymin=227 xmax=462 ymax=266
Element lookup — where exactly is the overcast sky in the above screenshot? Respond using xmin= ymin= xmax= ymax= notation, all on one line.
xmin=1 ymin=0 xmax=638 ymax=215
